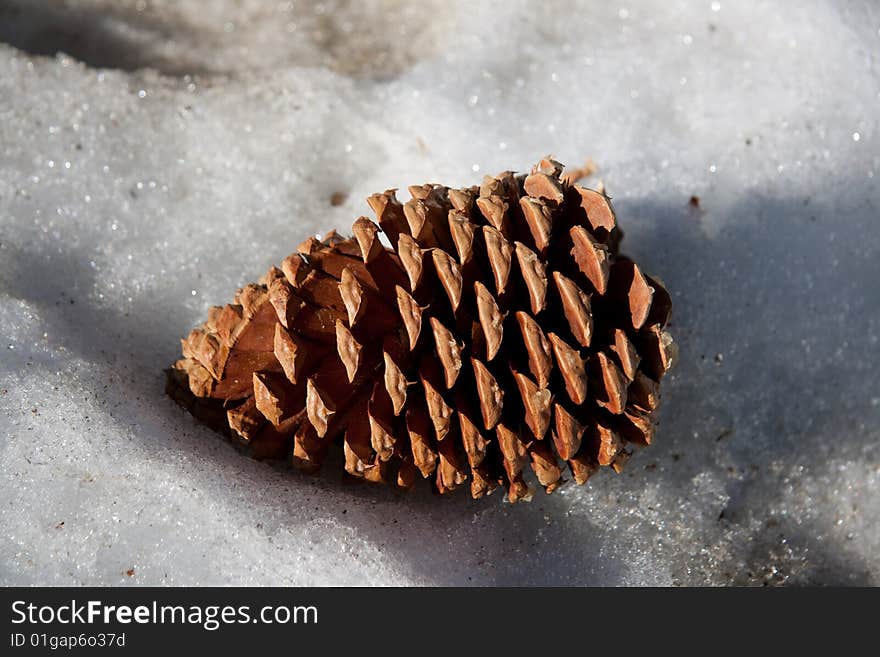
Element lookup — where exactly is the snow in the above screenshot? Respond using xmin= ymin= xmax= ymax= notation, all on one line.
xmin=1 ymin=0 xmax=878 ymax=585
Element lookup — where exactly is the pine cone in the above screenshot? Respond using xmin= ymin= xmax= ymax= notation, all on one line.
xmin=167 ymin=157 xmax=676 ymax=502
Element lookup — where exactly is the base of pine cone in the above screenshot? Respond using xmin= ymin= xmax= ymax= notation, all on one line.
xmin=167 ymin=158 xmax=676 ymax=502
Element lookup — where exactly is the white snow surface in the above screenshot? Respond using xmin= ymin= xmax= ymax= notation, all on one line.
xmin=0 ymin=0 xmax=878 ymax=586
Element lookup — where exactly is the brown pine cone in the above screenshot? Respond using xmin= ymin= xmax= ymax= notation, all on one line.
xmin=167 ymin=157 xmax=676 ymax=502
